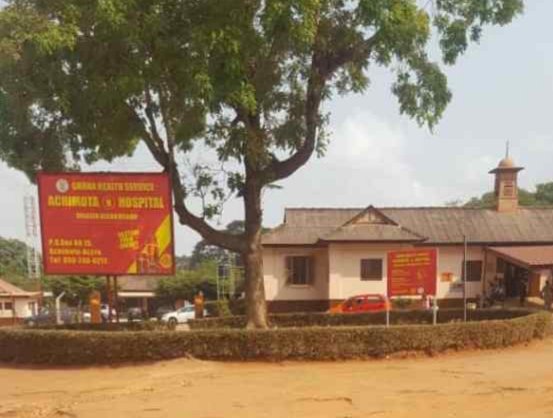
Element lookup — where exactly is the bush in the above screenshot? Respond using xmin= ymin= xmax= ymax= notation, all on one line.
xmin=31 ymin=321 xmax=168 ymax=332
xmin=0 ymin=311 xmax=549 ymax=365
xmin=188 ymin=308 xmax=536 ymax=330
xmin=204 ymin=299 xmax=232 ymax=317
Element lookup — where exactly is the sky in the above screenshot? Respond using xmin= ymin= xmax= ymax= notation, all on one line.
xmin=1 ymin=1 xmax=553 ymax=256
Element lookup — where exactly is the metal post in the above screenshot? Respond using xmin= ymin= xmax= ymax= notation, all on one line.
xmin=106 ymin=276 xmax=113 ymax=323
xmin=216 ymin=263 xmax=221 ymax=301
xmin=385 ymin=297 xmax=390 ymax=327
xmin=432 ymin=298 xmax=438 ymax=325
xmin=114 ymin=276 xmax=120 ymax=323
xmin=55 ymin=291 xmax=66 ymax=325
xmin=463 ymin=234 xmax=468 ymax=322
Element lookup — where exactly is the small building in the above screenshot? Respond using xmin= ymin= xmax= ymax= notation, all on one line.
xmin=262 ymin=156 xmax=553 ymax=312
xmin=116 ymin=276 xmax=159 ymax=316
xmin=0 ymin=278 xmax=40 ymax=325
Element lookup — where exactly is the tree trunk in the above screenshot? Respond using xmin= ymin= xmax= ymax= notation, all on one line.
xmin=244 ymin=240 xmax=268 ymax=329
xmin=243 ymin=168 xmax=268 ymax=329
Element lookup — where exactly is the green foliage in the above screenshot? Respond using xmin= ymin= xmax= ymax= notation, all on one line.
xmin=188 ymin=308 xmax=536 ymax=329
xmin=0 ymin=311 xmax=548 ymax=365
xmin=155 ymin=261 xmax=218 ymax=305
xmin=0 ymin=236 xmax=28 ymax=276
xmin=0 ymin=0 xmax=523 ymax=179
xmin=43 ymin=276 xmax=105 ymax=307
xmin=0 ymin=235 xmax=41 ymax=291
xmin=33 ymin=322 xmax=167 ymax=332
xmin=190 ymin=221 xmax=245 ymax=268
xmin=204 ymin=299 xmax=233 ymax=318
xmin=465 ymin=182 xmax=553 ymax=208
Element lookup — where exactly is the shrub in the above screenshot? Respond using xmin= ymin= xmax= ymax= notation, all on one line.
xmin=0 ymin=311 xmax=549 ymax=365
xmin=204 ymin=299 xmax=232 ymax=317
xmin=31 ymin=321 xmax=168 ymax=332
xmin=188 ymin=308 xmax=536 ymax=330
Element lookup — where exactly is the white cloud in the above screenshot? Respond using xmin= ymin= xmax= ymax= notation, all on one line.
xmin=324 ymin=109 xmax=441 ymax=206
xmin=0 ymin=162 xmax=34 ymax=243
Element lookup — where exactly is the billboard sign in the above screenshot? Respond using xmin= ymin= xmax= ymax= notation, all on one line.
xmin=387 ymin=249 xmax=437 ymax=296
xmin=38 ymin=172 xmax=174 ymax=276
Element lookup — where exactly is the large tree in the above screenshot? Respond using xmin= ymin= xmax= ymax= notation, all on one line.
xmin=0 ymin=0 xmax=523 ymax=327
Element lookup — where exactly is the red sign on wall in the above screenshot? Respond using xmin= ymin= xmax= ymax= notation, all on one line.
xmin=387 ymin=249 xmax=437 ymax=296
xmin=37 ymin=172 xmax=175 ymax=276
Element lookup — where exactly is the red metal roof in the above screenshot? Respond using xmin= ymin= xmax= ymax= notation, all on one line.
xmin=488 ymin=246 xmax=553 ymax=268
xmin=0 ymin=278 xmax=40 ymax=297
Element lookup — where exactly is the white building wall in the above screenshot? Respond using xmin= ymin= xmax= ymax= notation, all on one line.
xmin=263 ymin=244 xmax=486 ymax=302
xmin=0 ymin=297 xmax=36 ymax=319
xmin=435 ymin=246 xmax=485 ymax=299
xmin=263 ymin=247 xmax=329 ymax=301
xmin=328 ymin=243 xmax=413 ymax=300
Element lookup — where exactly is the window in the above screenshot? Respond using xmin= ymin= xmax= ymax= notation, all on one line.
xmin=285 ymin=256 xmax=314 ymax=286
xmin=360 ymin=259 xmax=383 ymax=281
xmin=462 ymin=260 xmax=483 ymax=282
xmin=3 ymin=302 xmax=13 ymax=311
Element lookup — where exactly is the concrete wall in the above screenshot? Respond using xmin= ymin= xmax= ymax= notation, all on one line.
xmin=0 ymin=297 xmax=37 ymax=319
xmin=263 ymin=247 xmax=329 ymax=301
xmin=263 ymin=244 xmax=486 ymax=302
xmin=435 ymin=246 xmax=485 ymax=300
xmin=328 ymin=243 xmax=413 ymax=300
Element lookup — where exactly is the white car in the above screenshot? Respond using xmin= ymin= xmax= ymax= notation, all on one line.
xmin=162 ymin=306 xmax=206 ymax=325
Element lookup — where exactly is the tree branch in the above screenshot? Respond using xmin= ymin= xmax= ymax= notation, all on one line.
xmin=130 ymin=97 xmax=246 ymax=253
xmin=263 ymin=33 xmax=381 ymax=183
xmin=170 ymin=162 xmax=246 ymax=253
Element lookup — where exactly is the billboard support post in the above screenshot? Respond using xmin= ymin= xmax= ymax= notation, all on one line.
xmin=106 ymin=276 xmax=113 ymax=323
xmin=114 ymin=276 xmax=120 ymax=323
xmin=385 ymin=297 xmax=390 ymax=328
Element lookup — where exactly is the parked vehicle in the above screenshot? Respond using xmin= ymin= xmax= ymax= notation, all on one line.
xmin=329 ymin=294 xmax=390 ymax=314
xmin=24 ymin=308 xmax=78 ymax=326
xmin=127 ymin=307 xmax=145 ymax=322
xmin=155 ymin=306 xmax=174 ymax=321
xmin=100 ymin=304 xmax=117 ymax=321
xmin=161 ymin=305 xmax=206 ymax=325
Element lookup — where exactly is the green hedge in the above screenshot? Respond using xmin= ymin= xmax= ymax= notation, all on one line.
xmin=31 ymin=321 xmax=168 ymax=332
xmin=0 ymin=311 xmax=549 ymax=365
xmin=188 ymin=308 xmax=536 ymax=330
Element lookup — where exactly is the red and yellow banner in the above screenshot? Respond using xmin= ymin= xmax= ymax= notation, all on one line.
xmin=387 ymin=249 xmax=437 ymax=296
xmin=38 ymin=172 xmax=175 ymax=276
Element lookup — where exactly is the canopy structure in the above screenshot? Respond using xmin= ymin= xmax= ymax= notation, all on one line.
xmin=487 ymin=246 xmax=553 ymax=270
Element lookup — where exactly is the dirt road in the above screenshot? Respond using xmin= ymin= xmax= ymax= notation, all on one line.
xmin=2 ymin=339 xmax=553 ymax=418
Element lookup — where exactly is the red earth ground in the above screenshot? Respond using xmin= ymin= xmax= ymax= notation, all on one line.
xmin=1 ymin=338 xmax=553 ymax=418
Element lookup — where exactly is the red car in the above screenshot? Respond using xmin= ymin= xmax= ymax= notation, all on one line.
xmin=330 ymin=294 xmax=390 ymax=314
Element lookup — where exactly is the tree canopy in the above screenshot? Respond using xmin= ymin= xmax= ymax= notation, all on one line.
xmin=464 ymin=181 xmax=553 ymax=208
xmin=0 ymin=236 xmax=27 ymax=277
xmin=0 ymin=0 xmax=524 ymax=327
xmin=155 ymin=261 xmax=218 ymax=306
xmin=43 ymin=275 xmax=105 ymax=307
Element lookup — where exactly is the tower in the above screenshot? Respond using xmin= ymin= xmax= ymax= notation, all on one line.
xmin=489 ymin=148 xmax=524 ymax=212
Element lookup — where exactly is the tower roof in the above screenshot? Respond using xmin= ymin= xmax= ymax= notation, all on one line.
xmin=489 ymin=156 xmax=524 ymax=174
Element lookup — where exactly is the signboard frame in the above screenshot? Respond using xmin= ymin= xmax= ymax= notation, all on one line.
xmin=37 ymin=171 xmax=176 ymax=277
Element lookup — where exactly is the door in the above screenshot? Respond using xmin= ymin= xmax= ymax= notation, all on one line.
xmin=529 ymin=272 xmax=541 ymax=297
